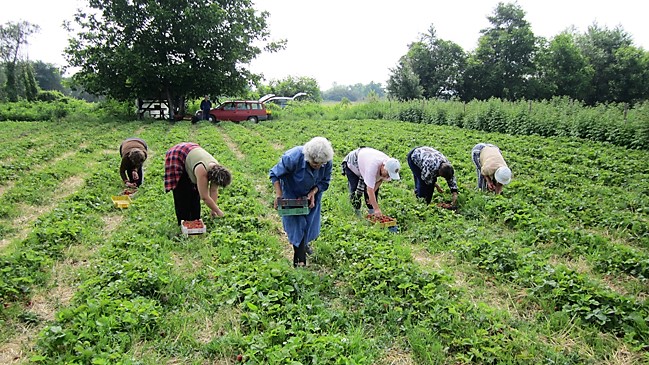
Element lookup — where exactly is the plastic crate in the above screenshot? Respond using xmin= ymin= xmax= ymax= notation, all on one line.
xmin=181 ymin=219 xmax=206 ymax=236
xmin=366 ymin=214 xmax=397 ymax=228
xmin=111 ymin=195 xmax=132 ymax=208
xmin=277 ymin=197 xmax=309 ymax=216
xmin=277 ymin=206 xmax=310 ymax=216
xmin=277 ymin=197 xmax=308 ymax=208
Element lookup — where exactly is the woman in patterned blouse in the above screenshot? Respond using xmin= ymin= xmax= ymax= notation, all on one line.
xmin=406 ymin=146 xmax=458 ymax=206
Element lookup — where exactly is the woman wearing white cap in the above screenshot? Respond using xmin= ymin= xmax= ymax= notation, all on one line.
xmin=407 ymin=146 xmax=458 ymax=206
xmin=471 ymin=143 xmax=511 ymax=194
xmin=342 ymin=147 xmax=401 ymax=217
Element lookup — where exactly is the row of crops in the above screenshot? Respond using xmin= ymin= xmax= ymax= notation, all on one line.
xmin=0 ymin=117 xmax=648 ymax=364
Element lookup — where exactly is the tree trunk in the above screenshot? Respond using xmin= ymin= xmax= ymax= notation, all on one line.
xmin=178 ymin=95 xmax=186 ymax=116
xmin=165 ymin=88 xmax=175 ymax=121
xmin=5 ymin=63 xmax=18 ymax=102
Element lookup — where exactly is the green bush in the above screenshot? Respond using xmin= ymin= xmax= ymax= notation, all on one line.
xmin=36 ymin=90 xmax=67 ymax=102
xmin=0 ymin=100 xmax=94 ymax=122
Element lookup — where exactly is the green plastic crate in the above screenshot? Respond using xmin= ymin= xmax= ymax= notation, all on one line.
xmin=277 ymin=206 xmax=309 ymax=216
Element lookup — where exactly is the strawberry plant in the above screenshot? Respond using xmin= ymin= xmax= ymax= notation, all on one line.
xmin=1 ymin=112 xmax=648 ymax=363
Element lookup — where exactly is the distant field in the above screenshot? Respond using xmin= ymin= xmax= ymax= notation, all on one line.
xmin=1 ymin=118 xmax=647 ymax=364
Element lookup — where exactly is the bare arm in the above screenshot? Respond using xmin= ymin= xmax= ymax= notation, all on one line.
xmin=195 ymin=165 xmax=223 ymax=217
xmin=366 ymin=185 xmax=381 ymax=216
xmin=209 ymin=182 xmax=223 ymax=217
xmin=119 ymin=157 xmax=129 ymax=183
xmin=273 ymin=181 xmax=282 ymax=209
xmin=484 ymin=175 xmax=496 ymax=192
xmin=451 ymin=191 xmax=458 ymax=206
xmin=306 ymin=186 xmax=319 ymax=208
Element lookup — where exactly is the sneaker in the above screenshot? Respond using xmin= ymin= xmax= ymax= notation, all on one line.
xmin=306 ymin=243 xmax=313 ymax=256
xmin=354 ymin=208 xmax=362 ymax=217
xmin=368 ymin=208 xmax=375 ymax=215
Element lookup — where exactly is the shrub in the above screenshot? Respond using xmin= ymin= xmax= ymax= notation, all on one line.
xmin=36 ymin=90 xmax=67 ymax=102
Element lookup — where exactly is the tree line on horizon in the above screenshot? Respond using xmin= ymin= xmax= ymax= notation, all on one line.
xmin=1 ymin=1 xmax=647 ymax=110
xmin=386 ymin=2 xmax=649 ymax=105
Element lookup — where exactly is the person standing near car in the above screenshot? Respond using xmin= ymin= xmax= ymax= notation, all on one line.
xmin=200 ymin=96 xmax=212 ymax=121
xmin=119 ymin=137 xmax=148 ymax=187
xmin=270 ymin=137 xmax=334 ymax=268
xmin=407 ymin=146 xmax=458 ymax=206
xmin=342 ymin=147 xmax=401 ymax=217
xmin=471 ymin=143 xmax=511 ymax=194
xmin=164 ymin=142 xmax=232 ymax=225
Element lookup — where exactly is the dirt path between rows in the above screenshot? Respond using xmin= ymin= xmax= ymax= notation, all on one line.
xmin=0 ymin=150 xmax=83 ymax=251
xmin=217 ymin=127 xmax=293 ymax=262
xmin=0 ymin=149 xmax=121 ymax=364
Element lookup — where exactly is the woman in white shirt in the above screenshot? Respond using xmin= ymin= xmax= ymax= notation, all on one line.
xmin=341 ymin=147 xmax=400 ymax=216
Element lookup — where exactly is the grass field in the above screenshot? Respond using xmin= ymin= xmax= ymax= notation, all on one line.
xmin=1 ymin=117 xmax=648 ymax=364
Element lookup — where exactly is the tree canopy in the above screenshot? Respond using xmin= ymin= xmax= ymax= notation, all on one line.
xmin=64 ymin=0 xmax=285 ymax=117
xmin=321 ymin=82 xmax=385 ymax=102
xmin=463 ymin=2 xmax=538 ymax=101
xmin=0 ymin=21 xmax=40 ymax=102
xmin=386 ymin=1 xmax=649 ymax=105
xmin=257 ymin=76 xmax=322 ymax=102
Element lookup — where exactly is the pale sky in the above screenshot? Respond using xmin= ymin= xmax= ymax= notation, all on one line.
xmin=2 ymin=0 xmax=647 ymax=90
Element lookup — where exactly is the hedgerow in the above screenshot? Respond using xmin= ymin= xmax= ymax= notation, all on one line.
xmin=277 ymin=97 xmax=649 ymax=149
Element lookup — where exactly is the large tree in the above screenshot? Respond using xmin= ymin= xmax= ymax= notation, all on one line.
xmin=386 ymin=58 xmax=423 ymax=101
xmin=64 ymin=0 xmax=284 ymax=118
xmin=412 ymin=26 xmax=466 ymax=99
xmin=32 ymin=61 xmax=64 ymax=92
xmin=22 ymin=62 xmax=39 ymax=101
xmin=534 ymin=32 xmax=593 ymax=101
xmin=609 ymin=46 xmax=649 ymax=104
xmin=462 ymin=2 xmax=538 ymax=101
xmin=575 ymin=24 xmax=648 ymax=105
xmin=386 ymin=25 xmax=465 ymax=101
xmin=0 ymin=21 xmax=40 ymax=101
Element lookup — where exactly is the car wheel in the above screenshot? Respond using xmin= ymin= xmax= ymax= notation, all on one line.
xmin=247 ymin=116 xmax=258 ymax=123
xmin=208 ymin=115 xmax=217 ymax=123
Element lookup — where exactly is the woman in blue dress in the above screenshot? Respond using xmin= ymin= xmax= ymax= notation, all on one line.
xmin=269 ymin=137 xmax=334 ymax=267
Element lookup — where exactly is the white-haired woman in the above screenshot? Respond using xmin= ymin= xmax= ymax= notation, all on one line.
xmin=471 ymin=143 xmax=511 ymax=195
xmin=270 ymin=137 xmax=334 ymax=267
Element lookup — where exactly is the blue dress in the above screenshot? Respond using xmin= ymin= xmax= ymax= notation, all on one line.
xmin=269 ymin=146 xmax=332 ymax=247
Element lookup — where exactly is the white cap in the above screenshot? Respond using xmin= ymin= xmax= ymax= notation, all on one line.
xmin=495 ymin=166 xmax=512 ymax=185
xmin=385 ymin=158 xmax=401 ymax=180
